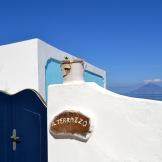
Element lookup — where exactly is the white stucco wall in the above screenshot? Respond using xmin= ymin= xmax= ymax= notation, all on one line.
xmin=37 ymin=39 xmax=107 ymax=98
xmin=0 ymin=39 xmax=39 ymax=94
xmin=48 ymin=82 xmax=162 ymax=162
xmin=0 ymin=39 xmax=106 ymax=99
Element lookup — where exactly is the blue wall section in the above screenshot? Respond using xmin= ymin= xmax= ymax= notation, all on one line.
xmin=45 ymin=59 xmax=104 ymax=100
xmin=45 ymin=59 xmax=63 ymax=99
xmin=84 ymin=71 xmax=104 ymax=87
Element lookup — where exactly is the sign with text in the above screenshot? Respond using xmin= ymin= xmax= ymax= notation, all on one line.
xmin=50 ymin=111 xmax=91 ymax=141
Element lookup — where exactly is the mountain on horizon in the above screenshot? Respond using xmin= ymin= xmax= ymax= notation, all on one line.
xmin=129 ymin=83 xmax=162 ymax=95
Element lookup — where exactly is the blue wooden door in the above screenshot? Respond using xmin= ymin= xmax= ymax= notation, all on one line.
xmin=0 ymin=90 xmax=47 ymax=162
xmin=0 ymin=92 xmax=12 ymax=162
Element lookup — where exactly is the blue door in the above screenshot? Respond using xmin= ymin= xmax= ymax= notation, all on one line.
xmin=0 ymin=89 xmax=47 ymax=162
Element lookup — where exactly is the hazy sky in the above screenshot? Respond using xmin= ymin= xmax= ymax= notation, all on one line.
xmin=0 ymin=0 xmax=161 ymax=88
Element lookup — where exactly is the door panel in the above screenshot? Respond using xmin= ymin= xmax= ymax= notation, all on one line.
xmin=13 ymin=90 xmax=47 ymax=162
xmin=13 ymin=108 xmax=41 ymax=162
xmin=0 ymin=90 xmax=47 ymax=162
xmin=0 ymin=93 xmax=13 ymax=162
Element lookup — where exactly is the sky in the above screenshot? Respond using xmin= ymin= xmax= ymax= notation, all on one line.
xmin=0 ymin=0 xmax=162 ymax=91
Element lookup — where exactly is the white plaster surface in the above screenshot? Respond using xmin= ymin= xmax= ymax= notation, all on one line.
xmin=0 ymin=39 xmax=39 ymax=94
xmin=37 ymin=39 xmax=107 ymax=98
xmin=0 ymin=39 xmax=106 ymax=99
xmin=48 ymin=82 xmax=162 ymax=162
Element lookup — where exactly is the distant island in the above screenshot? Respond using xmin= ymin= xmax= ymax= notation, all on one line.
xmin=130 ymin=83 xmax=162 ymax=95
xmin=126 ymin=83 xmax=162 ymax=101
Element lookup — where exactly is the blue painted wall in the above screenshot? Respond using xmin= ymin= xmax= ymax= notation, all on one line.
xmin=84 ymin=71 xmax=104 ymax=87
xmin=45 ymin=59 xmax=104 ymax=100
xmin=45 ymin=59 xmax=63 ymax=99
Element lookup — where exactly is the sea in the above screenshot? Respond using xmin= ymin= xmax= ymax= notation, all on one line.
xmin=125 ymin=94 xmax=162 ymax=101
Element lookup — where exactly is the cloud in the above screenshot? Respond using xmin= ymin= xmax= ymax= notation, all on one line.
xmin=144 ymin=79 xmax=162 ymax=84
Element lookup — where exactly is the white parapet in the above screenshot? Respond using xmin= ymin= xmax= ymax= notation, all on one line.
xmin=48 ymin=82 xmax=162 ymax=162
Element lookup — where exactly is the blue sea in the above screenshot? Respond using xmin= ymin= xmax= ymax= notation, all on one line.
xmin=125 ymin=94 xmax=162 ymax=101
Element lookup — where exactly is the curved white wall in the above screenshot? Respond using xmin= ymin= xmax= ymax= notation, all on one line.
xmin=48 ymin=82 xmax=162 ymax=162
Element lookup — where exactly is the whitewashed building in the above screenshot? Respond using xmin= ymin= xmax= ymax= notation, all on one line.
xmin=48 ymin=61 xmax=162 ymax=162
xmin=1 ymin=39 xmax=162 ymax=162
xmin=0 ymin=39 xmax=106 ymax=100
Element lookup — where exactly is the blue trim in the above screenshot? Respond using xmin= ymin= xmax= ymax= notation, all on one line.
xmin=45 ymin=59 xmax=63 ymax=100
xmin=84 ymin=71 xmax=104 ymax=87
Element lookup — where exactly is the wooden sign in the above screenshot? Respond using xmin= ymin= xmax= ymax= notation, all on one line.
xmin=50 ymin=111 xmax=91 ymax=141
